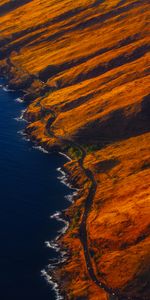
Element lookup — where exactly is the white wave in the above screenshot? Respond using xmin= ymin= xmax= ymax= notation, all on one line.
xmin=58 ymin=222 xmax=69 ymax=235
xmin=57 ymin=167 xmax=79 ymax=192
xmin=45 ymin=241 xmax=51 ymax=248
xmin=58 ymin=152 xmax=71 ymax=161
xmin=60 ymin=177 xmax=76 ymax=190
xmin=14 ymin=109 xmax=27 ymax=122
xmin=17 ymin=130 xmax=30 ymax=141
xmin=47 ymin=254 xmax=67 ymax=267
xmin=50 ymin=211 xmax=61 ymax=220
xmin=22 ymin=136 xmax=30 ymax=142
xmin=45 ymin=239 xmax=68 ymax=265
xmin=33 ymin=145 xmax=49 ymax=154
xmin=65 ymin=194 xmax=75 ymax=203
xmin=57 ymin=167 xmax=65 ymax=175
xmin=3 ymin=85 xmax=14 ymax=92
xmin=50 ymin=211 xmax=66 ymax=224
xmin=42 ymin=174 xmax=79 ymax=298
xmin=17 ymin=129 xmax=25 ymax=136
xmin=15 ymin=97 xmax=24 ymax=103
xmin=42 ymin=162 xmax=80 ymax=297
xmin=41 ymin=270 xmax=64 ymax=300
xmin=45 ymin=241 xmax=56 ymax=250
xmin=3 ymin=87 xmax=8 ymax=92
xmin=47 ymin=249 xmax=68 ymax=267
xmin=45 ymin=240 xmax=60 ymax=252
xmin=57 ymin=168 xmax=72 ymax=189
xmin=50 ymin=211 xmax=69 ymax=239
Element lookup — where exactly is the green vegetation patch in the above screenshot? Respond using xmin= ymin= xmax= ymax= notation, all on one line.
xmin=84 ymin=144 xmax=100 ymax=154
xmin=61 ymin=144 xmax=82 ymax=160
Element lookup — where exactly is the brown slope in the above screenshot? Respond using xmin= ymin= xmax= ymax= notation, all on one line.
xmin=0 ymin=0 xmax=150 ymax=299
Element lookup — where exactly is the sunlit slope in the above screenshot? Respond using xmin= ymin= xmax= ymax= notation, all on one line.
xmin=0 ymin=0 xmax=150 ymax=299
xmin=84 ymin=132 xmax=150 ymax=299
xmin=0 ymin=0 xmax=149 ymax=143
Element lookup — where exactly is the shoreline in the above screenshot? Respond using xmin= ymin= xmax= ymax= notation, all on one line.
xmin=0 ymin=73 xmax=127 ymax=300
xmin=0 ymin=76 xmax=116 ymax=300
xmin=0 ymin=80 xmax=77 ymax=300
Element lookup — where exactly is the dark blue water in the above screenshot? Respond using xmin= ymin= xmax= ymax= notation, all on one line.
xmin=0 ymin=80 xmax=70 ymax=300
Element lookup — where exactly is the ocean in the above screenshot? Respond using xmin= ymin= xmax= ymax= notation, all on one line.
xmin=0 ymin=79 xmax=72 ymax=300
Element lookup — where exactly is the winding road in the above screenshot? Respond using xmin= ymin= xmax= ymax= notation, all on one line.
xmin=26 ymin=85 xmax=129 ymax=300
xmin=42 ymin=109 xmax=127 ymax=300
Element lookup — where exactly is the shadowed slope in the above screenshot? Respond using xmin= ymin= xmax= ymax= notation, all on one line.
xmin=0 ymin=0 xmax=32 ymax=16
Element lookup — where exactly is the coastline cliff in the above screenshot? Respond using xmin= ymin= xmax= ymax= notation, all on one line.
xmin=0 ymin=0 xmax=150 ymax=299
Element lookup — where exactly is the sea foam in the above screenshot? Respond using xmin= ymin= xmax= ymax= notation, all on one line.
xmin=58 ymin=151 xmax=72 ymax=161
xmin=41 ymin=270 xmax=64 ymax=300
xmin=15 ymin=97 xmax=24 ymax=103
xmin=43 ymin=210 xmax=70 ymax=299
xmin=33 ymin=145 xmax=49 ymax=154
xmin=3 ymin=86 xmax=14 ymax=92
xmin=57 ymin=167 xmax=79 ymax=192
xmin=50 ymin=211 xmax=69 ymax=235
xmin=14 ymin=109 xmax=27 ymax=122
